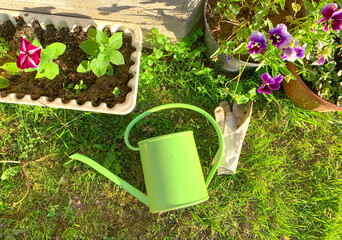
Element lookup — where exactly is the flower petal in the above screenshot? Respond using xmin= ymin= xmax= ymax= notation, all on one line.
xmin=273 ymin=74 xmax=283 ymax=84
xmin=312 ymin=55 xmax=326 ymax=65
xmin=27 ymin=44 xmax=42 ymax=55
xmin=321 ymin=3 xmax=338 ymax=19
xmin=257 ymin=83 xmax=272 ymax=94
xmin=282 ymin=47 xmax=297 ymax=62
xmin=16 ymin=54 xmax=27 ymax=69
xmin=261 ymin=72 xmax=273 ymax=83
xmin=268 ymin=82 xmax=280 ymax=90
xmin=26 ymin=56 xmax=40 ymax=69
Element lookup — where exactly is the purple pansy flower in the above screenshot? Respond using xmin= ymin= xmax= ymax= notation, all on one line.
xmin=281 ymin=47 xmax=297 ymax=62
xmin=257 ymin=73 xmax=283 ymax=94
xmin=317 ymin=3 xmax=342 ymax=32
xmin=16 ymin=36 xmax=42 ymax=70
xmin=268 ymin=24 xmax=293 ymax=49
xmin=312 ymin=54 xmax=326 ymax=65
xmin=281 ymin=39 xmax=306 ymax=62
xmin=247 ymin=31 xmax=267 ymax=54
xmin=293 ymin=39 xmax=306 ymax=59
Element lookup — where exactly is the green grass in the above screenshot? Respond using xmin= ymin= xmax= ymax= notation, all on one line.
xmin=0 ymin=29 xmax=342 ymax=239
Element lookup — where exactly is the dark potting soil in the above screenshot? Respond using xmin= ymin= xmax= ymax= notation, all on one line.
xmin=0 ymin=17 xmax=136 ymax=108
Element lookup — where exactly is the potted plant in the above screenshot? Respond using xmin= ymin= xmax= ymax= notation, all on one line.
xmin=204 ymin=0 xmax=305 ymax=72
xmin=283 ymin=2 xmax=342 ymax=112
xmin=204 ymin=0 xmax=342 ymax=112
xmin=0 ymin=9 xmax=142 ymax=115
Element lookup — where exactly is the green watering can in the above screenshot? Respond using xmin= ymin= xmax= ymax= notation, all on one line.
xmin=70 ymin=103 xmax=223 ymax=213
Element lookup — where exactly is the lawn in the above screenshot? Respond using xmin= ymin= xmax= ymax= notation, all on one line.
xmin=0 ymin=28 xmax=341 ymax=239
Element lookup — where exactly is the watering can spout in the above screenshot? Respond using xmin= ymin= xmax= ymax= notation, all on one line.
xmin=69 ymin=153 xmax=149 ymax=207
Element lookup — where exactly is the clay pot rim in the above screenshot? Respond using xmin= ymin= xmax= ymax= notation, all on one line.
xmin=285 ymin=62 xmax=342 ymax=112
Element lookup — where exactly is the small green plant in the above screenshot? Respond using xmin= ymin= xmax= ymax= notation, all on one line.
xmin=112 ymin=87 xmax=120 ymax=97
xmin=143 ymin=27 xmax=256 ymax=104
xmin=74 ymin=80 xmax=88 ymax=95
xmin=28 ymin=39 xmax=66 ymax=80
xmin=77 ymin=28 xmax=125 ymax=77
xmin=0 ymin=38 xmax=11 ymax=59
xmin=64 ymin=80 xmax=87 ymax=98
xmin=1 ymin=37 xmax=66 ymax=80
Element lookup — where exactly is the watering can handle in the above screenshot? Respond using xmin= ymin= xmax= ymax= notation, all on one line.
xmin=124 ymin=103 xmax=224 ymax=187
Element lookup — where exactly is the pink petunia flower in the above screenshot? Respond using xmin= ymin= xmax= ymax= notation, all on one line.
xmin=16 ymin=36 xmax=42 ymax=70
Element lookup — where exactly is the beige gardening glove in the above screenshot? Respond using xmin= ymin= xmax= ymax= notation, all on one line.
xmin=212 ymin=101 xmax=253 ymax=175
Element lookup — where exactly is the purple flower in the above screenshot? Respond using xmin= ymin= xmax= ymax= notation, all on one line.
xmin=281 ymin=47 xmax=297 ymax=62
xmin=257 ymin=73 xmax=283 ymax=94
xmin=312 ymin=54 xmax=326 ymax=65
xmin=226 ymin=54 xmax=232 ymax=62
xmin=268 ymin=24 xmax=293 ymax=49
xmin=16 ymin=36 xmax=42 ymax=70
xmin=247 ymin=31 xmax=267 ymax=54
xmin=317 ymin=3 xmax=342 ymax=32
xmin=293 ymin=39 xmax=306 ymax=58
xmin=281 ymin=39 xmax=306 ymax=62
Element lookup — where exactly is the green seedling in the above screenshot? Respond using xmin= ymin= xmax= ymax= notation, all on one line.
xmin=64 ymin=80 xmax=87 ymax=98
xmin=112 ymin=87 xmax=120 ymax=97
xmin=77 ymin=28 xmax=125 ymax=77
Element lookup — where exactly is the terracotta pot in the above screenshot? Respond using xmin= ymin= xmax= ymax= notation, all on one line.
xmin=282 ymin=62 xmax=342 ymax=112
xmin=0 ymin=10 xmax=142 ymax=115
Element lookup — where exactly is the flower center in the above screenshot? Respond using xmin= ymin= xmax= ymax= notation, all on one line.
xmin=272 ymin=33 xmax=282 ymax=43
xmin=251 ymin=42 xmax=261 ymax=52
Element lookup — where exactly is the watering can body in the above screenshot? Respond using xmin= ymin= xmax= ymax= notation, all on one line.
xmin=70 ymin=103 xmax=223 ymax=213
xmin=139 ymin=131 xmax=208 ymax=212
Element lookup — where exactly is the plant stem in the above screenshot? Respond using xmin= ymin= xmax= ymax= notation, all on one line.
xmin=12 ymin=163 xmax=30 ymax=207
xmin=0 ymin=160 xmax=20 ymax=164
xmin=226 ymin=22 xmax=248 ymax=42
xmin=234 ymin=55 xmax=251 ymax=95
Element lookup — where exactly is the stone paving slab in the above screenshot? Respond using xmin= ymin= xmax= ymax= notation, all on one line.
xmin=0 ymin=0 xmax=204 ymax=43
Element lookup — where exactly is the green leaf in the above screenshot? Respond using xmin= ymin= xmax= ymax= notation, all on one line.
xmin=1 ymin=166 xmax=21 ymax=180
xmin=96 ymin=30 xmax=109 ymax=44
xmin=233 ymin=42 xmax=247 ymax=54
xmin=35 ymin=71 xmax=44 ymax=79
xmin=0 ymin=62 xmax=20 ymax=75
xmin=108 ymin=32 xmax=123 ymax=49
xmin=44 ymin=62 xmax=59 ymax=79
xmin=228 ymin=4 xmax=240 ymax=16
xmin=165 ymin=43 xmax=174 ymax=52
xmin=156 ymin=34 xmax=167 ymax=45
xmin=79 ymin=39 xmax=99 ymax=57
xmin=31 ymin=38 xmax=42 ymax=47
xmin=266 ymin=18 xmax=274 ymax=30
xmin=77 ymin=60 xmax=91 ymax=73
xmin=110 ymin=50 xmax=124 ymax=65
xmin=90 ymin=59 xmax=107 ymax=77
xmin=88 ymin=28 xmax=97 ymax=40
xmin=303 ymin=1 xmax=315 ymax=15
xmin=97 ymin=53 xmax=111 ymax=70
xmin=292 ymin=3 xmax=301 ymax=13
xmin=47 ymin=43 xmax=66 ymax=58
xmin=279 ymin=67 xmax=291 ymax=76
xmin=41 ymin=48 xmax=56 ymax=60
xmin=151 ymin=28 xmax=159 ymax=35
xmin=235 ymin=94 xmax=249 ymax=104
xmin=154 ymin=48 xmax=163 ymax=59
xmin=0 ymin=76 xmax=9 ymax=89
xmin=106 ymin=65 xmax=114 ymax=75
